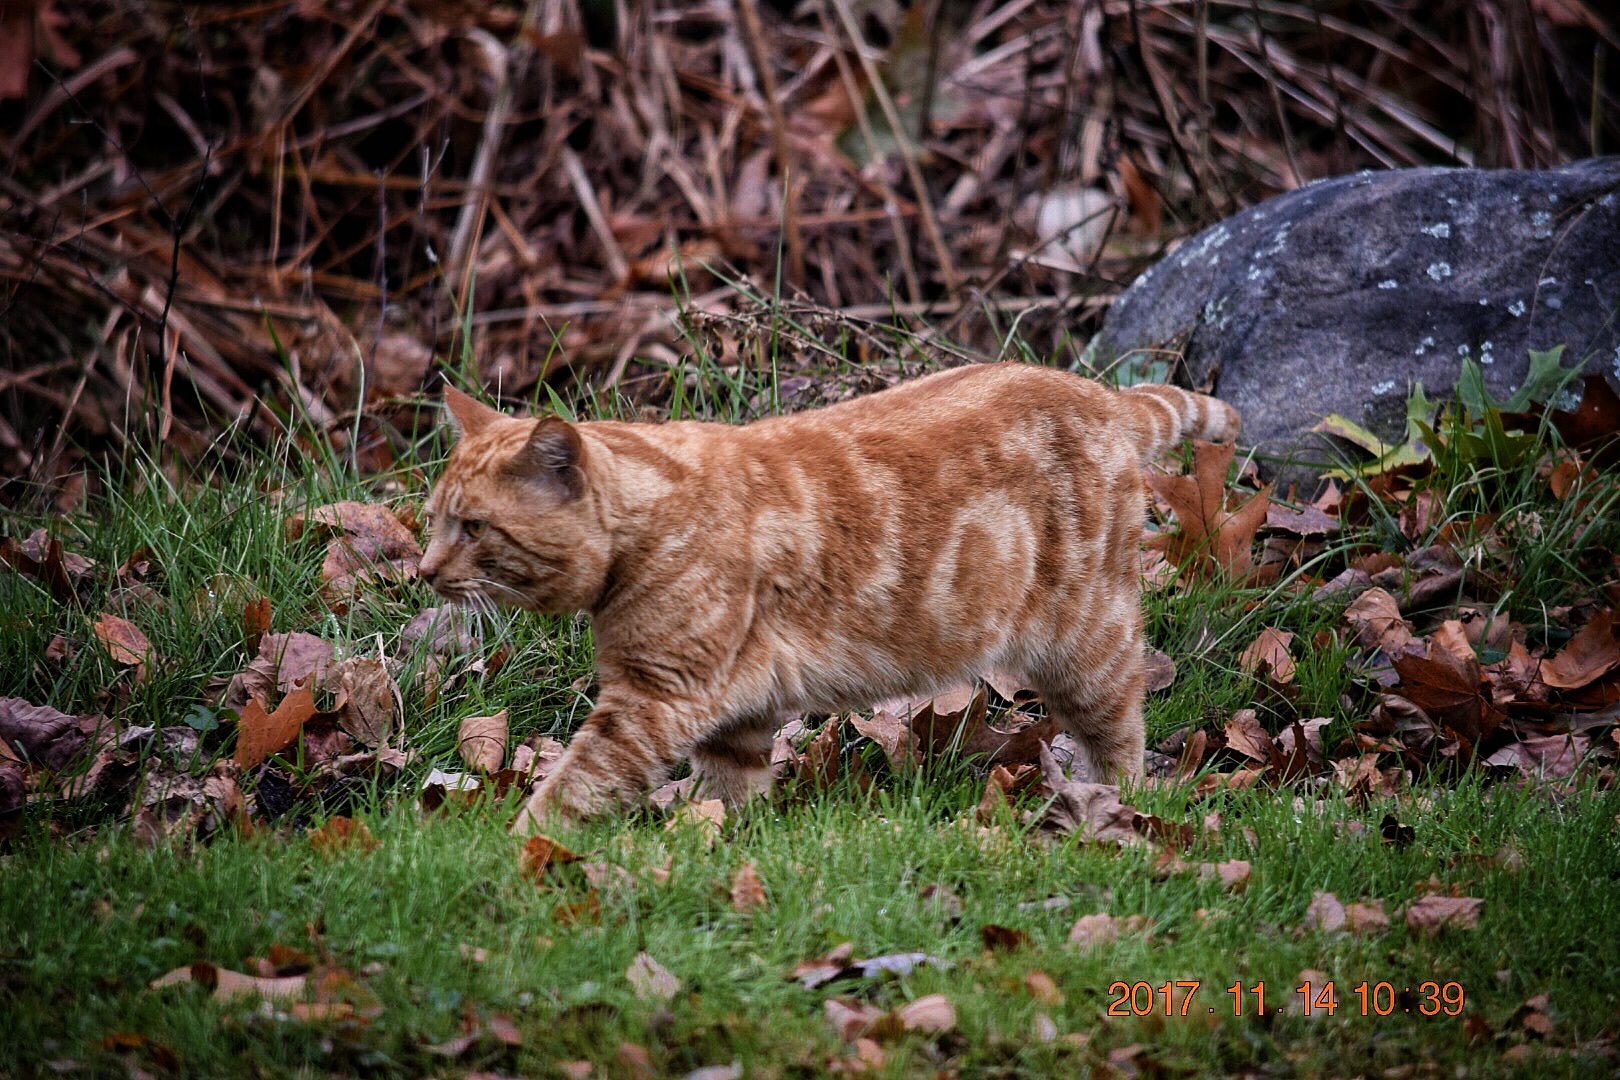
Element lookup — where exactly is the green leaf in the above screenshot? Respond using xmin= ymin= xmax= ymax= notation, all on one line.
xmin=183 ymin=705 xmax=221 ymax=733
xmin=543 ymin=383 xmax=577 ymax=423
xmin=1460 ymin=345 xmax=1579 ymax=417
xmin=1312 ymin=414 xmax=1387 ymax=456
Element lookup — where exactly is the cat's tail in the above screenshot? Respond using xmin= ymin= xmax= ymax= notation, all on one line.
xmin=1117 ymin=384 xmax=1241 ymax=460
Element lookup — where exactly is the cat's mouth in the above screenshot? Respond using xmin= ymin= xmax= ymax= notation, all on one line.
xmin=433 ymin=577 xmax=538 ymax=612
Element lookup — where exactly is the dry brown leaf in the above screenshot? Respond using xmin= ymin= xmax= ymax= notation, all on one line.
xmin=1239 ymin=627 xmax=1296 ymax=684
xmin=520 ymin=834 xmax=581 ymax=880
xmin=897 ymin=994 xmax=955 ymax=1034
xmin=1303 ymin=891 xmax=1345 ymax=932
xmin=1405 ymin=895 xmax=1483 ymax=932
xmin=485 ymin=1012 xmax=523 ymax=1046
xmin=552 ymin=891 xmax=601 ymax=927
xmin=794 ymin=943 xmax=855 ymax=989
xmin=1223 ymin=709 xmax=1276 ymax=765
xmin=980 ymin=924 xmax=1032 ymax=951
xmin=975 ymin=763 xmax=1018 ymax=823
xmin=1394 ymin=645 xmax=1504 ymax=747
xmin=457 ymin=710 xmax=508 ymax=773
xmin=667 ymin=798 xmax=725 ymax=847
xmin=849 ymin=710 xmax=917 ymax=769
xmin=824 ymin=997 xmax=885 ymax=1042
xmin=93 ymin=613 xmax=151 ymax=680
xmin=729 ymin=862 xmax=768 ymax=913
xmin=1429 ymin=619 xmax=1477 ymax=667
xmin=573 ymin=863 xmax=632 ymax=895
xmin=242 ymin=596 xmax=271 ymax=656
xmin=1342 ymin=587 xmax=1417 ymax=656
xmin=625 ymin=951 xmax=680 ymax=1002
xmin=233 ymin=688 xmax=317 ymax=769
xmin=1539 ymin=609 xmax=1620 ymax=691
xmin=1066 ymin=913 xmax=1120 ymax=948
xmin=1143 ymin=648 xmax=1176 ymax=693
xmin=1344 ymin=900 xmax=1391 ymax=935
xmin=1035 ymin=743 xmax=1151 ymax=843
xmin=1202 ymin=859 xmax=1251 ymax=893
xmin=289 ymin=501 xmax=422 ymax=608
xmin=333 ymin=657 xmax=399 ymax=748
xmin=226 ymin=632 xmax=335 ymax=709
xmin=1023 ymin=971 xmax=1064 ymax=1005
xmin=308 ymin=815 xmax=379 ymax=856
xmin=883 ymin=685 xmax=990 ymax=760
xmin=1147 ymin=440 xmax=1271 ymax=579
xmin=0 ymin=696 xmax=87 ymax=770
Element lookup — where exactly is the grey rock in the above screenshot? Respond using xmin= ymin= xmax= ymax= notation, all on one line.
xmin=1088 ymin=159 xmax=1620 ymax=477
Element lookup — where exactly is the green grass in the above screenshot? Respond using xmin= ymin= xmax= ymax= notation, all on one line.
xmin=4 ymin=331 xmax=1620 ymax=1076
xmin=3 ymin=778 xmax=1617 ymax=1077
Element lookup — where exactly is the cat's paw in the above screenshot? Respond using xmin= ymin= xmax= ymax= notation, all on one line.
xmin=509 ymin=775 xmax=602 ymax=834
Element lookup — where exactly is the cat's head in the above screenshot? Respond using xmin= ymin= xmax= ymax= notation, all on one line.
xmin=419 ymin=387 xmax=612 ymax=614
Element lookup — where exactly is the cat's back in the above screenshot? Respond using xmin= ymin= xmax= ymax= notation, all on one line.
xmin=760 ymin=362 xmax=1103 ymax=436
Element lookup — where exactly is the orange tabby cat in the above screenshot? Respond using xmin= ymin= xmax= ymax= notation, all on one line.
xmin=419 ymin=363 xmax=1239 ymax=830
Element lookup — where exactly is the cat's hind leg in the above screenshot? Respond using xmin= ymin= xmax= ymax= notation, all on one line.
xmin=689 ymin=714 xmax=776 ymax=808
xmin=1025 ymin=631 xmax=1147 ymax=784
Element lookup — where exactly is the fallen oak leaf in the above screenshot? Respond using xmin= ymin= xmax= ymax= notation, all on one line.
xmin=93 ymin=613 xmax=152 ymax=681
xmin=792 ymin=943 xmax=855 ymax=989
xmin=421 ymin=768 xmax=480 ymax=812
xmin=552 ymin=891 xmax=601 ymax=927
xmin=1223 ymin=709 xmax=1279 ymax=767
xmin=225 ymin=632 xmax=335 ymax=710
xmin=1344 ymin=900 xmax=1391 ymax=935
xmin=1302 ymin=891 xmax=1346 ymax=932
xmin=1023 ymin=971 xmax=1064 ymax=1005
xmin=1034 ymin=743 xmax=1145 ymax=843
xmin=1067 ymin=912 xmax=1151 ymax=948
xmin=1405 ymin=895 xmax=1483 ymax=932
xmin=626 ymin=951 xmax=680 ymax=1002
xmin=824 ymin=998 xmax=886 ymax=1043
xmin=1539 ymin=609 xmax=1620 ymax=691
xmin=849 ymin=710 xmax=917 ymax=769
xmin=308 ymin=815 xmax=379 ymax=856
xmin=897 ymin=994 xmax=955 ymax=1033
xmin=1342 ymin=587 xmax=1419 ymax=657
xmin=332 ymin=657 xmax=400 ymax=748
xmin=233 ymin=688 xmax=317 ymax=770
xmin=976 ymin=763 xmax=1020 ymax=823
xmin=666 ymin=798 xmax=725 ymax=847
xmin=456 ymin=710 xmax=508 ymax=772
xmin=1143 ymin=648 xmax=1176 ymax=693
xmin=1147 ymin=440 xmax=1272 ymax=579
xmin=1239 ymin=627 xmax=1296 ymax=684
xmin=979 ymin=924 xmax=1033 ymax=951
xmin=793 ymin=945 xmax=946 ymax=990
xmin=242 ymin=596 xmax=271 ymax=656
xmin=520 ymin=834 xmax=581 ymax=880
xmin=729 ymin=862 xmax=768 ymax=913
xmin=0 ymin=696 xmax=87 ymax=770
xmin=1201 ymin=859 xmax=1251 ymax=893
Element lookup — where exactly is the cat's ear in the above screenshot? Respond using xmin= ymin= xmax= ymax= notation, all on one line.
xmin=509 ymin=418 xmax=586 ymax=498
xmin=441 ymin=385 xmax=504 ymax=439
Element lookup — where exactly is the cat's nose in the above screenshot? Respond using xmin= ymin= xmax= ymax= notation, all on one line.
xmin=418 ymin=554 xmax=441 ymax=585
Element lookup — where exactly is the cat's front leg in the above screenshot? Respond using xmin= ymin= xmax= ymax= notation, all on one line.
xmin=509 ymin=693 xmax=698 ymax=833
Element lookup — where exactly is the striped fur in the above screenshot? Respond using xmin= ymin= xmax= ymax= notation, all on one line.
xmin=418 ymin=364 xmax=1240 ymax=829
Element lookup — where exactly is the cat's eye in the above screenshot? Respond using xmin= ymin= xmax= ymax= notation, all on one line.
xmin=462 ymin=519 xmax=486 ymax=539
